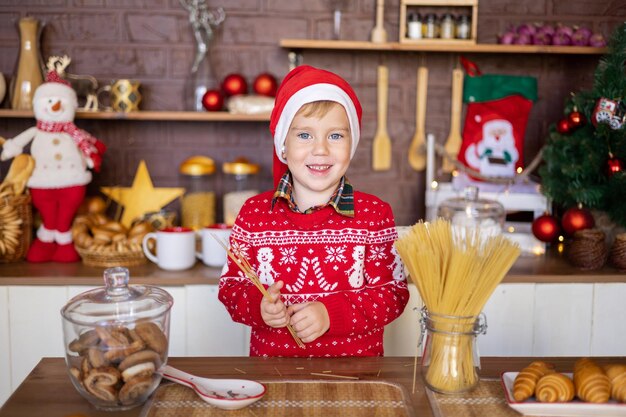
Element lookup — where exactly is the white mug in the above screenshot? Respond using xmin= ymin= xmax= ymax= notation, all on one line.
xmin=196 ymin=224 xmax=232 ymax=267
xmin=143 ymin=227 xmax=196 ymax=271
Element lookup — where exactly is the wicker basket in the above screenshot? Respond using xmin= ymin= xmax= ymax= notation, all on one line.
xmin=75 ymin=246 xmax=146 ymax=268
xmin=0 ymin=187 xmax=32 ymax=263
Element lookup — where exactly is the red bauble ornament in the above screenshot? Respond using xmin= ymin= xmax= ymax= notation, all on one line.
xmin=567 ymin=110 xmax=586 ymax=129
xmin=221 ymin=73 xmax=248 ymax=97
xmin=201 ymin=89 xmax=224 ymax=111
xmin=532 ymin=214 xmax=561 ymax=243
xmin=253 ymin=73 xmax=278 ymax=97
xmin=607 ymin=156 xmax=624 ymax=177
xmin=556 ymin=118 xmax=571 ymax=134
xmin=561 ymin=207 xmax=595 ymax=235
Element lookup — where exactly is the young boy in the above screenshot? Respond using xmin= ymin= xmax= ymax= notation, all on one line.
xmin=218 ymin=65 xmax=409 ymax=357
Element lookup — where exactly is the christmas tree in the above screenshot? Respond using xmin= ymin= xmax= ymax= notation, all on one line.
xmin=539 ymin=22 xmax=626 ymax=228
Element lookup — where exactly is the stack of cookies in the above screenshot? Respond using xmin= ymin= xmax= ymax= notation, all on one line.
xmin=567 ymin=228 xmax=608 ymax=270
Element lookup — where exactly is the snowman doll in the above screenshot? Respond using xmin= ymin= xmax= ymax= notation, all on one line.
xmin=0 ymin=69 xmax=105 ymax=262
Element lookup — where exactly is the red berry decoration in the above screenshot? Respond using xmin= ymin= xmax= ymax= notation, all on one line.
xmin=201 ymin=89 xmax=224 ymax=111
xmin=221 ymin=73 xmax=248 ymax=97
xmin=561 ymin=207 xmax=595 ymax=235
xmin=556 ymin=118 xmax=571 ymax=134
xmin=532 ymin=214 xmax=561 ymax=243
xmin=607 ymin=156 xmax=624 ymax=177
xmin=567 ymin=110 xmax=586 ymax=129
xmin=253 ymin=73 xmax=278 ymax=97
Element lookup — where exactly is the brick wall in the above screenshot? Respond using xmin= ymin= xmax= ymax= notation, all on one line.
xmin=0 ymin=1 xmax=622 ymax=225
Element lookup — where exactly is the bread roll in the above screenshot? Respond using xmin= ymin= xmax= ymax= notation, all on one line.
xmin=513 ymin=361 xmax=555 ymax=402
xmin=604 ymin=364 xmax=626 ymax=402
xmin=574 ymin=358 xmax=610 ymax=403
xmin=536 ymin=373 xmax=575 ymax=402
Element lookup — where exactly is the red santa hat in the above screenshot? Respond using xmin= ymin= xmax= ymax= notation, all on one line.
xmin=269 ymin=65 xmax=362 ymax=187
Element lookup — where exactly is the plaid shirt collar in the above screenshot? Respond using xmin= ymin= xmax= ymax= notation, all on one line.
xmin=271 ymin=171 xmax=354 ymax=217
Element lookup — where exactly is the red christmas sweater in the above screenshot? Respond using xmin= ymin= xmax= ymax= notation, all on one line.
xmin=218 ymin=190 xmax=409 ymax=357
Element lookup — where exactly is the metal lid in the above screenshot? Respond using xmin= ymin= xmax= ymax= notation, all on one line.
xmin=60 ymin=267 xmax=173 ymax=326
xmin=179 ymin=156 xmax=216 ymax=176
xmin=223 ymin=157 xmax=260 ymax=176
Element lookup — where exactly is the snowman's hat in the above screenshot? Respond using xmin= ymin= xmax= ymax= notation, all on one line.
xmin=33 ymin=70 xmax=77 ymax=107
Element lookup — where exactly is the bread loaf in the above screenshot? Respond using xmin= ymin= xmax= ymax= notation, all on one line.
xmin=535 ymin=373 xmax=575 ymax=402
xmin=604 ymin=364 xmax=626 ymax=403
xmin=574 ymin=358 xmax=610 ymax=403
xmin=513 ymin=361 xmax=555 ymax=402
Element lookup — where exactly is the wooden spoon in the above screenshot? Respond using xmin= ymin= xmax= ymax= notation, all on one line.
xmin=372 ymin=65 xmax=391 ymax=171
xmin=370 ymin=0 xmax=387 ymax=43
xmin=442 ymin=68 xmax=464 ymax=173
xmin=408 ymin=66 xmax=429 ymax=171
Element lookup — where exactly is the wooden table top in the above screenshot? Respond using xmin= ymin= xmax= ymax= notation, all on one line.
xmin=1 ymin=356 xmax=624 ymax=417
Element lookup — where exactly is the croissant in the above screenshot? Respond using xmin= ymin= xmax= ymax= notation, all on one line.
xmin=535 ymin=373 xmax=575 ymax=402
xmin=513 ymin=361 xmax=555 ymax=402
xmin=573 ymin=358 xmax=610 ymax=403
xmin=604 ymin=364 xmax=626 ymax=402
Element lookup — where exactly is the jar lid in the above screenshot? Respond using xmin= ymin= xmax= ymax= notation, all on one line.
xmin=437 ymin=186 xmax=506 ymax=224
xmin=179 ymin=156 xmax=216 ymax=176
xmin=223 ymin=157 xmax=260 ymax=175
xmin=60 ymin=267 xmax=173 ymax=326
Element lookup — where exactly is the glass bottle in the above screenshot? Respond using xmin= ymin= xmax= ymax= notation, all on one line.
xmin=179 ymin=156 xmax=216 ymax=230
xmin=184 ymin=51 xmax=217 ymax=111
xmin=440 ymin=13 xmax=455 ymax=39
xmin=419 ymin=307 xmax=487 ymax=394
xmin=422 ymin=13 xmax=438 ymax=39
xmin=407 ymin=13 xmax=422 ymax=40
xmin=456 ymin=15 xmax=471 ymax=39
xmin=10 ymin=17 xmax=44 ymax=110
xmin=222 ymin=157 xmax=260 ymax=226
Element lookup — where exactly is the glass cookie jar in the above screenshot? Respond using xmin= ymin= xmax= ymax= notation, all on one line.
xmin=437 ymin=186 xmax=505 ymax=240
xmin=61 ymin=267 xmax=173 ymax=411
xmin=223 ymin=157 xmax=260 ymax=226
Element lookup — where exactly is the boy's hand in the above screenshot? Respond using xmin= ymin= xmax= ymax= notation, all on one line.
xmin=261 ymin=281 xmax=289 ymax=328
xmin=288 ymin=302 xmax=330 ymax=343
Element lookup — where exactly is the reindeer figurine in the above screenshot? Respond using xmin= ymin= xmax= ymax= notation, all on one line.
xmin=46 ymin=56 xmax=99 ymax=111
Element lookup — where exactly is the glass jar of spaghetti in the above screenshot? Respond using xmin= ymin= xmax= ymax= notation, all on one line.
xmin=419 ymin=308 xmax=487 ymax=394
xmin=222 ymin=157 xmax=260 ymax=226
xmin=179 ymin=156 xmax=216 ymax=230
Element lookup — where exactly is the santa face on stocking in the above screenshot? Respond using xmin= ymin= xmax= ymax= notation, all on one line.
xmin=0 ymin=70 xmax=105 ymax=263
xmin=464 ymin=118 xmax=519 ymax=178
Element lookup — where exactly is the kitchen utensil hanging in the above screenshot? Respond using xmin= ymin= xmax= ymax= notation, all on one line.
xmin=370 ymin=0 xmax=387 ymax=43
xmin=408 ymin=66 xmax=429 ymax=171
xmin=442 ymin=68 xmax=464 ymax=173
xmin=372 ymin=65 xmax=391 ymax=171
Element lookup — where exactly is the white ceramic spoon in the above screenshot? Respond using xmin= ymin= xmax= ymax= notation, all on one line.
xmin=160 ymin=365 xmax=266 ymax=410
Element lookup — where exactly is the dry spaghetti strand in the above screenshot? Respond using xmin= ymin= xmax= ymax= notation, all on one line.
xmin=213 ymin=235 xmax=306 ymax=349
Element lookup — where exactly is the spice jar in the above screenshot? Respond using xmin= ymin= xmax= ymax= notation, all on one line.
xmin=440 ymin=13 xmax=455 ymax=39
xmin=422 ymin=13 xmax=439 ymax=39
xmin=179 ymin=155 xmax=216 ymax=230
xmin=407 ymin=12 xmax=422 ymax=39
xmin=61 ymin=267 xmax=173 ymax=411
xmin=223 ymin=157 xmax=260 ymax=226
xmin=456 ymin=15 xmax=471 ymax=39
xmin=437 ymin=186 xmax=505 ymax=240
xmin=419 ymin=307 xmax=487 ymax=394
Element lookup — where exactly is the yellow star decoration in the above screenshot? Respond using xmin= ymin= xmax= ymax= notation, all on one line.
xmin=101 ymin=160 xmax=185 ymax=228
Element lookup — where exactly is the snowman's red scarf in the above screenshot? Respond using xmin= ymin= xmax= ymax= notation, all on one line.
xmin=36 ymin=120 xmax=106 ymax=172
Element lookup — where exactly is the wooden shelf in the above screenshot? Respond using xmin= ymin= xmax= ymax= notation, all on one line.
xmin=280 ymin=39 xmax=607 ymax=54
xmin=0 ymin=109 xmax=271 ymax=122
xmin=0 ymin=248 xmax=623 ymax=286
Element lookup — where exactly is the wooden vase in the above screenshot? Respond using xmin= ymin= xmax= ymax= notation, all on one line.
xmin=10 ymin=17 xmax=44 ymax=110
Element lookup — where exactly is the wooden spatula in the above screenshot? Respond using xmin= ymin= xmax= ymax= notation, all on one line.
xmin=442 ymin=68 xmax=464 ymax=173
xmin=372 ymin=65 xmax=391 ymax=171
xmin=408 ymin=66 xmax=429 ymax=171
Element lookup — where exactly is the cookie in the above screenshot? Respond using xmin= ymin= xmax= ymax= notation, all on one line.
xmin=134 ymin=322 xmax=168 ymax=354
